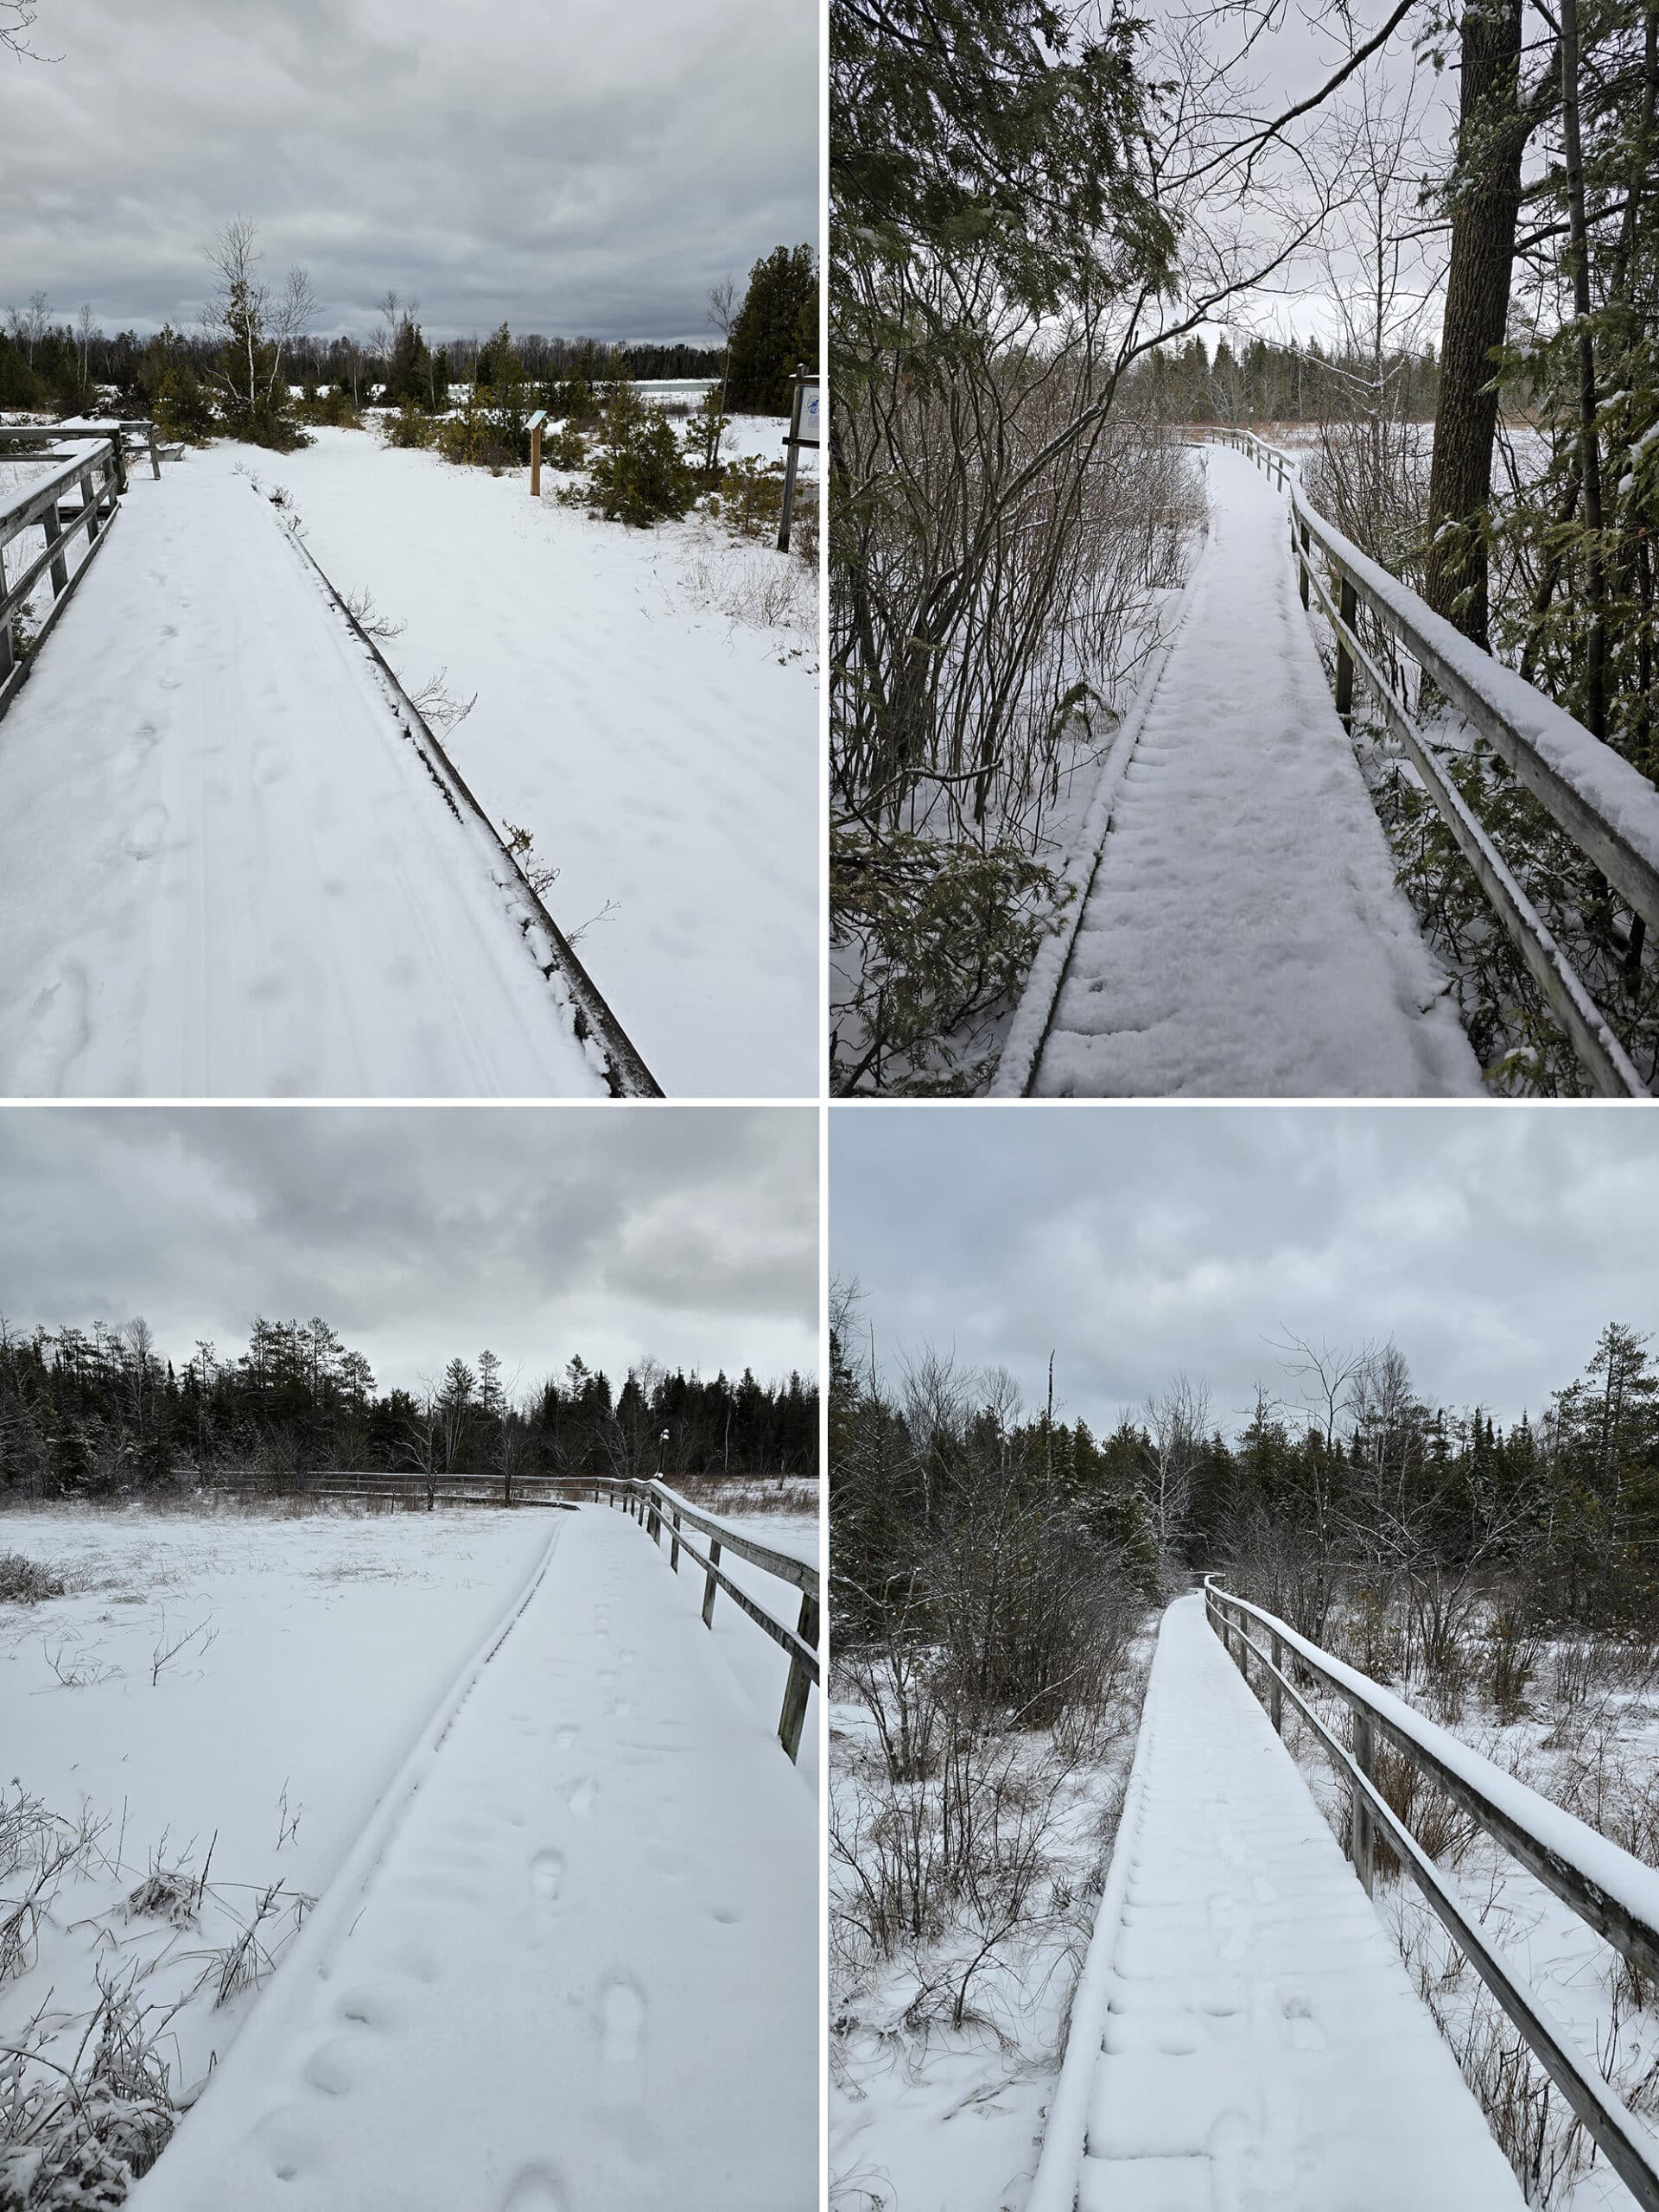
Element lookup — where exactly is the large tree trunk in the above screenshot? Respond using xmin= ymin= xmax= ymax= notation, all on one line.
xmin=1425 ymin=0 xmax=1527 ymax=647
xmin=1560 ymin=0 xmax=1607 ymax=737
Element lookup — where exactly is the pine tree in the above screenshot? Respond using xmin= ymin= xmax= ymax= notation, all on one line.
xmin=725 ymin=244 xmax=818 ymax=416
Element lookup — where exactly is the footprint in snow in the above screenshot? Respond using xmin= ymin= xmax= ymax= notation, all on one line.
xmin=568 ymin=1777 xmax=597 ymax=1817
xmin=554 ymin=1724 xmax=578 ymax=1749
xmin=599 ymin=1974 xmax=646 ymax=2068
xmin=302 ymin=2039 xmax=357 ymax=2098
xmin=124 ymin=804 xmax=168 ymax=861
xmin=530 ymin=1848 xmax=563 ymax=1904
xmin=501 ymin=2164 xmax=566 ymax=2211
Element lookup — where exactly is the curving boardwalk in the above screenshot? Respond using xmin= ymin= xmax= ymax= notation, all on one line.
xmin=1033 ymin=1594 xmax=1522 ymax=2212
xmin=998 ymin=443 xmax=1483 ymax=1098
xmin=129 ymin=1505 xmax=817 ymax=2212
xmin=0 ymin=463 xmax=611 ymax=1096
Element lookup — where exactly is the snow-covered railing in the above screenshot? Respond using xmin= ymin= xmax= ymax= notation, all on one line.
xmin=1213 ymin=424 xmax=1659 ymax=1096
xmin=0 ymin=416 xmax=162 ymax=488
xmin=595 ymin=1474 xmax=820 ymax=1763
xmin=1205 ymin=1577 xmax=1659 ymax=2209
xmin=0 ymin=436 xmax=124 ymax=723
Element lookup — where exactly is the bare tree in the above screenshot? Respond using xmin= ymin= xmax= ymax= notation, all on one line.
xmin=1 ymin=2 xmax=49 ymax=60
xmin=74 ymin=301 xmax=95 ymax=385
xmin=707 ymin=273 xmax=738 ymax=463
xmin=6 ymin=290 xmax=49 ymax=365
xmin=1141 ymin=1373 xmax=1211 ymax=1562
xmin=266 ymin=264 xmax=316 ymax=401
xmin=202 ymin=217 xmax=267 ymax=413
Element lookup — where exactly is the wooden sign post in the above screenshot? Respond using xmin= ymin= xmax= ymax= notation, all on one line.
xmin=527 ymin=408 xmax=548 ymax=498
xmin=776 ymin=367 xmax=820 ymax=553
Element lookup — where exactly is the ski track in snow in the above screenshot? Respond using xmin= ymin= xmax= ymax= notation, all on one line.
xmin=1030 ymin=444 xmax=1482 ymax=1098
xmin=1056 ymin=1595 xmax=1522 ymax=2211
xmin=0 ymin=461 xmax=608 ymax=1096
xmin=129 ymin=1505 xmax=817 ymax=2212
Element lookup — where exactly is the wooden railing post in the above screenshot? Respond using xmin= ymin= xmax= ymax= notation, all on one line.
xmin=1269 ymin=1631 xmax=1283 ymax=1734
xmin=670 ymin=1506 xmax=681 ymax=1572
xmin=701 ymin=1536 xmax=721 ymax=1629
xmin=1351 ymin=1711 xmax=1376 ymax=1897
xmin=778 ymin=1590 xmax=820 ymax=1763
xmin=1298 ymin=518 xmax=1310 ymax=607
xmin=41 ymin=499 xmax=67 ymax=597
xmin=1334 ymin=571 xmax=1357 ymax=726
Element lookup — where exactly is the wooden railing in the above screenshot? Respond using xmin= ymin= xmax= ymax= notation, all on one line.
xmin=1205 ymin=1578 xmax=1659 ymax=2209
xmin=0 ymin=436 xmax=124 ymax=722
xmin=596 ymin=1475 xmax=821 ymax=1764
xmin=0 ymin=417 xmax=162 ymax=488
xmin=1211 ymin=425 xmax=1659 ymax=1097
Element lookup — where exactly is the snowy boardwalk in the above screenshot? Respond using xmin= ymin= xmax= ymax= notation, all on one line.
xmin=0 ymin=466 xmax=610 ymax=1096
xmin=130 ymin=1506 xmax=817 ymax=2212
xmin=1012 ymin=443 xmax=1482 ymax=1097
xmin=1039 ymin=1595 xmax=1522 ymax=2211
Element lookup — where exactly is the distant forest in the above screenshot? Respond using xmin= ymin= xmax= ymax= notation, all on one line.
xmin=0 ymin=318 xmax=721 ymax=414
xmin=0 ymin=1317 xmax=818 ymax=1494
xmin=833 ymin=1315 xmax=1659 ymax=1673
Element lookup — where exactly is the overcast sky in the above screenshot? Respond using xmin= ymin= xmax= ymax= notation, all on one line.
xmin=0 ymin=1107 xmax=817 ymax=1395
xmin=0 ymin=0 xmax=816 ymax=341
xmin=832 ymin=1107 xmax=1659 ymax=1437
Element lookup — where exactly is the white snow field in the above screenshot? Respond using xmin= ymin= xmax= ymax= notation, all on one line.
xmin=1002 ymin=442 xmax=1483 ymax=1098
xmin=129 ymin=1502 xmax=817 ymax=2212
xmin=0 ymin=459 xmax=613 ymax=1097
xmin=1032 ymin=1594 xmax=1523 ymax=2212
xmin=257 ymin=425 xmax=819 ymax=1097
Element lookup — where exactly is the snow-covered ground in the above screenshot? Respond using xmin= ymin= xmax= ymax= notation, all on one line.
xmin=1006 ymin=442 xmax=1482 ymax=1098
xmin=1 ymin=1500 xmax=817 ymax=2209
xmin=0 ymin=1506 xmax=550 ymax=2176
xmin=255 ymin=421 xmax=818 ymax=1096
xmin=1037 ymin=1595 xmax=1523 ymax=2210
xmin=830 ymin=1649 xmax=1148 ymax=2212
xmin=0 ymin=455 xmax=617 ymax=1097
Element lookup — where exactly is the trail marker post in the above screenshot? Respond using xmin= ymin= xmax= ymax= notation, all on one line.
xmin=527 ymin=408 xmax=548 ymax=498
xmin=776 ymin=365 xmax=820 ymax=554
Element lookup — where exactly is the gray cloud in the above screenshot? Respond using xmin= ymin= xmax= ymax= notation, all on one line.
xmin=0 ymin=1106 xmax=818 ymax=1390
xmin=830 ymin=1107 xmax=1659 ymax=1433
xmin=0 ymin=0 xmax=817 ymax=340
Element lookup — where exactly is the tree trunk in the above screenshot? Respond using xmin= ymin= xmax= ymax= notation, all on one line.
xmin=1560 ymin=0 xmax=1607 ymax=737
xmin=1425 ymin=0 xmax=1527 ymax=646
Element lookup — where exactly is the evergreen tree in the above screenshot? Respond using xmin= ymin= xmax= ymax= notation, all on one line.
xmin=725 ymin=244 xmax=817 ymax=416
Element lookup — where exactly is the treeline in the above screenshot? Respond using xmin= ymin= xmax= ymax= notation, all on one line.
xmin=1 ymin=238 xmax=819 ymax=443
xmin=834 ymin=1318 xmax=1659 ymax=1700
xmin=0 ymin=1315 xmax=817 ymax=1494
xmin=1128 ymin=334 xmax=1443 ymax=427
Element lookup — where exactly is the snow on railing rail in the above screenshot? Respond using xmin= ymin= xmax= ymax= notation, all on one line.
xmin=0 ymin=435 xmax=124 ymax=722
xmin=594 ymin=1474 xmax=820 ymax=1762
xmin=1205 ymin=1576 xmax=1659 ymax=2209
xmin=1213 ymin=425 xmax=1658 ymax=1096
xmin=0 ymin=416 xmax=162 ymax=487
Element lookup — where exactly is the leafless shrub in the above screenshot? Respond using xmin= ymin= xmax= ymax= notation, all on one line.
xmin=149 ymin=1611 xmax=218 ymax=1686
xmin=341 ymin=584 xmax=405 ymax=641
xmin=0 ymin=1793 xmax=108 ymax=1986
xmin=41 ymin=1637 xmax=122 ymax=1690
xmin=500 ymin=820 xmax=558 ymax=897
xmin=1486 ymin=1609 xmax=1542 ymax=1720
xmin=204 ymin=1882 xmax=303 ymax=2007
xmin=0 ymin=1970 xmax=177 ymax=2199
xmin=407 ymin=669 xmax=476 ymax=732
